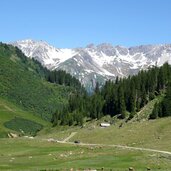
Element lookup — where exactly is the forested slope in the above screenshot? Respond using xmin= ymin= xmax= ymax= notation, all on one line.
xmin=0 ymin=43 xmax=74 ymax=120
xmin=52 ymin=63 xmax=171 ymax=126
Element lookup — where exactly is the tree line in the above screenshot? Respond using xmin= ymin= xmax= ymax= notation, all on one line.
xmin=150 ymin=82 xmax=171 ymax=119
xmin=52 ymin=63 xmax=171 ymax=126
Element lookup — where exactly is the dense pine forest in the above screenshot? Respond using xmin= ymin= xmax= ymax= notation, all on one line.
xmin=52 ymin=62 xmax=171 ymax=126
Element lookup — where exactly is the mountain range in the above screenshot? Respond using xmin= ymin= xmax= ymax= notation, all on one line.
xmin=11 ymin=39 xmax=171 ymax=89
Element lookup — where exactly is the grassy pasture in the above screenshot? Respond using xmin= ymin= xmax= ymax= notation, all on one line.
xmin=0 ymin=138 xmax=171 ymax=171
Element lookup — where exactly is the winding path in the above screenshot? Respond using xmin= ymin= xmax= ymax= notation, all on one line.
xmin=52 ymin=132 xmax=171 ymax=156
xmin=62 ymin=132 xmax=77 ymax=142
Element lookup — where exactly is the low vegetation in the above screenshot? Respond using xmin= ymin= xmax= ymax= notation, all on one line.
xmin=4 ymin=117 xmax=43 ymax=136
xmin=0 ymin=97 xmax=49 ymax=137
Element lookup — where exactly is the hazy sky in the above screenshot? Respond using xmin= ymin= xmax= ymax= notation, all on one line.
xmin=1 ymin=0 xmax=171 ymax=48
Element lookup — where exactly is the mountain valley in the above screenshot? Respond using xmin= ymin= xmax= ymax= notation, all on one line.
xmin=0 ymin=41 xmax=171 ymax=171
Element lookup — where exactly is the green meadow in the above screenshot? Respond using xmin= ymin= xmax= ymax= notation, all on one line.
xmin=0 ymin=138 xmax=171 ymax=171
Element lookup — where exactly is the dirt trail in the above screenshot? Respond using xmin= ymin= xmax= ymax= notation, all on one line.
xmin=39 ymin=132 xmax=171 ymax=156
xmin=59 ymin=141 xmax=171 ymax=155
xmin=62 ymin=132 xmax=77 ymax=142
xmin=53 ymin=132 xmax=171 ymax=155
xmin=0 ymin=103 xmax=14 ymax=112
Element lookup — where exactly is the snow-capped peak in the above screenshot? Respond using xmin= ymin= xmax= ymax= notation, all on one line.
xmin=10 ymin=39 xmax=171 ymax=88
xmin=11 ymin=39 xmax=76 ymax=68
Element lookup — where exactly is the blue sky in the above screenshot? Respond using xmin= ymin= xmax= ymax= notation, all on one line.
xmin=0 ymin=0 xmax=171 ymax=48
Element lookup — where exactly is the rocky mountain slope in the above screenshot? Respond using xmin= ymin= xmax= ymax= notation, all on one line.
xmin=11 ymin=39 xmax=171 ymax=89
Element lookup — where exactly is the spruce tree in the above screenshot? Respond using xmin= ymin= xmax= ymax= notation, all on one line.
xmin=118 ymin=85 xmax=126 ymax=118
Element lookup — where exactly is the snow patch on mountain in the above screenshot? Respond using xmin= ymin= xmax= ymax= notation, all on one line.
xmin=157 ymin=52 xmax=171 ymax=66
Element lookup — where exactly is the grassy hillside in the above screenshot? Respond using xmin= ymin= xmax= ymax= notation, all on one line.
xmin=0 ymin=97 xmax=49 ymax=137
xmin=0 ymin=43 xmax=71 ymax=120
xmin=38 ymin=116 xmax=171 ymax=152
xmin=38 ymin=97 xmax=171 ymax=152
xmin=67 ymin=98 xmax=171 ymax=152
xmin=68 ymin=117 xmax=171 ymax=151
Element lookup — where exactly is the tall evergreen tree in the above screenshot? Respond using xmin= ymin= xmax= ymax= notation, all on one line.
xmin=118 ymin=85 xmax=126 ymax=118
